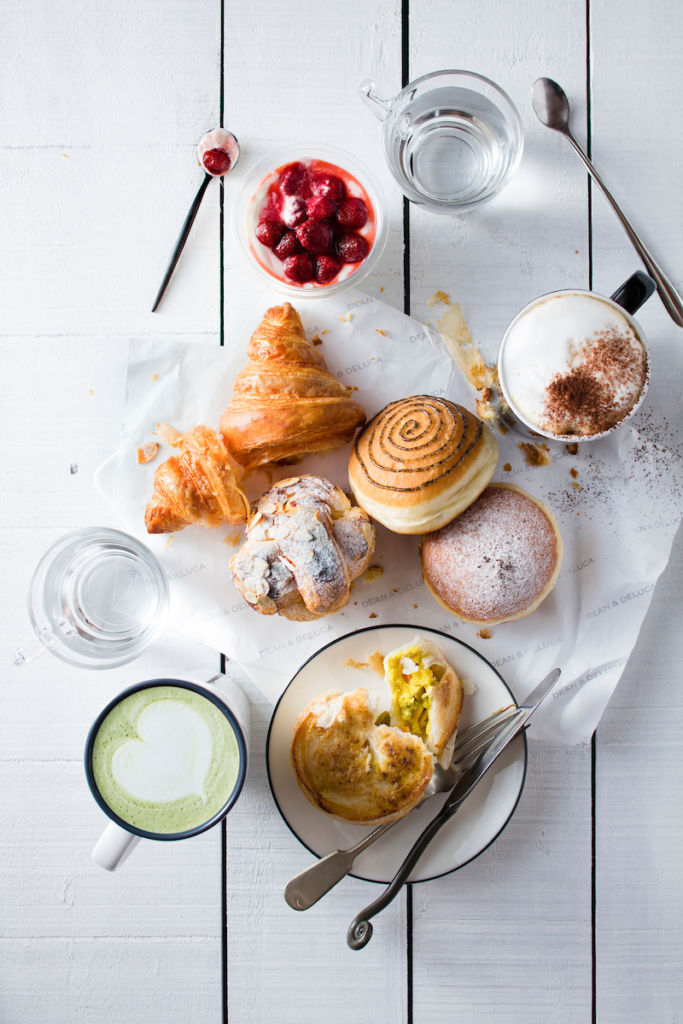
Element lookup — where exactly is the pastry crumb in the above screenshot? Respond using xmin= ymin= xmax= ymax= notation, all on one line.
xmin=345 ymin=657 xmax=368 ymax=669
xmin=368 ymin=651 xmax=385 ymax=676
xmin=152 ymin=373 xmax=160 ymax=381
xmin=155 ymin=422 xmax=183 ymax=445
xmin=572 ymin=481 xmax=582 ymax=490
xmin=570 ymin=467 xmax=579 ymax=479
xmin=136 ymin=441 xmax=160 ymax=465
xmin=339 ymin=312 xmax=353 ymax=323
xmin=376 ymin=328 xmax=388 ymax=337
xmin=362 ymin=565 xmax=384 ymax=584
xmin=477 ymin=628 xmax=493 ymax=640
xmin=311 ymin=334 xmax=323 ymax=346
xmin=503 ymin=462 xmax=512 ymax=472
xmin=428 ymin=290 xmax=451 ymax=307
xmin=518 ymin=441 xmax=551 ymax=467
xmin=369 ymin=612 xmax=377 ymax=619
xmin=88 ymin=388 xmax=94 ymax=395
xmin=412 ymin=603 xmax=418 ymax=609
xmin=565 ymin=442 xmax=579 ymax=455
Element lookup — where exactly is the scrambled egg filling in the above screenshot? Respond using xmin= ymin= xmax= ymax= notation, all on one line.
xmin=384 ymin=644 xmax=445 ymax=741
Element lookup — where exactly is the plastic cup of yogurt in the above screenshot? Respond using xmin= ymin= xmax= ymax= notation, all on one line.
xmin=497 ymin=271 xmax=655 ymax=441
xmin=235 ymin=144 xmax=387 ymax=297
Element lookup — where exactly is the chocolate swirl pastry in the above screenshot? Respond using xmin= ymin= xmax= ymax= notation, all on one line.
xmin=348 ymin=396 xmax=499 ymax=534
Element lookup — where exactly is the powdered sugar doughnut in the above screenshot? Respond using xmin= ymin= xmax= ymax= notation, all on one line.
xmin=420 ymin=483 xmax=562 ymax=625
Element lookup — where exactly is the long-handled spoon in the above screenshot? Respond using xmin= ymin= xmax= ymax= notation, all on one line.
xmin=151 ymin=128 xmax=240 ymax=312
xmin=531 ymin=77 xmax=683 ymax=328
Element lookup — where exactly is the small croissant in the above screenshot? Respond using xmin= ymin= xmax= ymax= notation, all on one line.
xmin=144 ymin=424 xmax=249 ymax=534
xmin=219 ymin=303 xmax=366 ymax=468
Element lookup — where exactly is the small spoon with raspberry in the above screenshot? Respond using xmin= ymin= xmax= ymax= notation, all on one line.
xmin=152 ymin=127 xmax=240 ymax=312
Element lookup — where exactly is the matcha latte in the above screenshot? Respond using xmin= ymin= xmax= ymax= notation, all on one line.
xmin=91 ymin=685 xmax=242 ymax=835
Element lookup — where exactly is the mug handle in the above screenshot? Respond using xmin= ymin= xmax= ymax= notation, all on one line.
xmin=92 ymin=821 xmax=140 ymax=871
xmin=611 ymin=270 xmax=656 ymax=316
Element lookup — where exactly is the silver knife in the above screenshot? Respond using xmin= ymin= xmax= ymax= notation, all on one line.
xmin=346 ymin=667 xmax=561 ymax=950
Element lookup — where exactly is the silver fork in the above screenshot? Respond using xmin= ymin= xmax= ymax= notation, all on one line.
xmin=284 ymin=703 xmax=522 ymax=910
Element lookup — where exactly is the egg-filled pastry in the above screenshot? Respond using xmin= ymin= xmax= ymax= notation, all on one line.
xmin=290 ymin=688 xmax=434 ymax=826
xmin=384 ymin=636 xmax=463 ymax=767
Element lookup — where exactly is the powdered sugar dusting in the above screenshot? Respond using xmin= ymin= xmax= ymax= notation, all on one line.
xmin=422 ymin=486 xmax=560 ymax=621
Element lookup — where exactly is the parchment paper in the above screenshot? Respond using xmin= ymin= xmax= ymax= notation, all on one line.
xmin=96 ymin=290 xmax=683 ymax=744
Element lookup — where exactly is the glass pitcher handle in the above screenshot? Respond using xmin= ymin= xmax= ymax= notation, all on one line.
xmin=359 ymin=80 xmax=392 ymax=121
xmin=12 ymin=630 xmax=52 ymax=667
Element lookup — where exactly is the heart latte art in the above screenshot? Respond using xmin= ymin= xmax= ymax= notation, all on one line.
xmin=91 ymin=685 xmax=241 ymax=834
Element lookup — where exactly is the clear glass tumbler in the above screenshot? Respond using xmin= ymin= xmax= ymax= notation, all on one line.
xmin=360 ymin=70 xmax=523 ymax=213
xmin=13 ymin=527 xmax=169 ymax=670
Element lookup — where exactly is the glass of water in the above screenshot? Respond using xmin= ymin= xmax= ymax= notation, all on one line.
xmin=13 ymin=528 xmax=169 ymax=670
xmin=360 ymin=70 xmax=523 ymax=213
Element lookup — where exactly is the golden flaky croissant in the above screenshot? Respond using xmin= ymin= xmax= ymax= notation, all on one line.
xmin=219 ymin=304 xmax=366 ymax=468
xmin=144 ymin=424 xmax=249 ymax=534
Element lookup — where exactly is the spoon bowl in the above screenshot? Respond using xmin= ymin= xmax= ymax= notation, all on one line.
xmin=531 ymin=76 xmax=572 ymax=133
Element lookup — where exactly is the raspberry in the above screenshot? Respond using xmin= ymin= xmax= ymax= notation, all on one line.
xmin=280 ymin=195 xmax=307 ymax=228
xmin=315 ymin=255 xmax=341 ymax=284
xmin=306 ymin=195 xmax=338 ymax=220
xmin=278 ymin=162 xmax=310 ymax=196
xmin=295 ymin=218 xmax=332 ymax=253
xmin=273 ymin=230 xmax=301 ymax=260
xmin=283 ymin=254 xmax=315 ymax=283
xmin=202 ymin=148 xmax=231 ymax=175
xmin=336 ymin=232 xmax=369 ymax=263
xmin=255 ymin=219 xmax=283 ymax=249
xmin=336 ymin=197 xmax=368 ymax=229
xmin=310 ymin=172 xmax=346 ymax=203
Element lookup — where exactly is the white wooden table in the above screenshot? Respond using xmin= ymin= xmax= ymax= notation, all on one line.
xmin=2 ymin=2 xmax=682 ymax=1021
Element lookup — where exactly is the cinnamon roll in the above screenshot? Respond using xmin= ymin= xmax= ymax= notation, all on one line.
xmin=348 ymin=396 xmax=498 ymax=534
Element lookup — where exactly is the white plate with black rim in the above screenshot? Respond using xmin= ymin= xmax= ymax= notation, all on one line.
xmin=266 ymin=624 xmax=527 ymax=884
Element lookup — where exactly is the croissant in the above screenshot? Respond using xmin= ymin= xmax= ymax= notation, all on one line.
xmin=219 ymin=303 xmax=366 ymax=468
xmin=144 ymin=424 xmax=249 ymax=534
xmin=230 ymin=475 xmax=375 ymax=621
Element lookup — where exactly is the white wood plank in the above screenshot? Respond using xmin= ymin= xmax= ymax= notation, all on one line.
xmin=407 ymin=1 xmax=594 ymax=1020
xmin=222 ymin=3 xmax=409 ymax=1020
xmin=223 ymin=0 xmax=406 ymax=348
xmin=0 ymin=939 xmax=222 ymax=1024
xmin=1 ymin=1 xmax=225 ymax=1010
xmin=0 ymin=0 xmax=222 ymax=337
xmin=590 ymin=0 xmax=683 ymax=1018
xmin=225 ymin=672 xmax=408 ymax=1024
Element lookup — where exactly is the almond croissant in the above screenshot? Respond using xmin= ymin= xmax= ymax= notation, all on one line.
xmin=230 ymin=475 xmax=375 ymax=621
xmin=144 ymin=424 xmax=249 ymax=534
xmin=219 ymin=303 xmax=366 ymax=469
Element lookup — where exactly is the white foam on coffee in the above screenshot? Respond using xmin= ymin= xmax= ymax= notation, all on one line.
xmin=500 ymin=292 xmax=644 ymax=431
xmin=111 ymin=700 xmax=213 ymax=804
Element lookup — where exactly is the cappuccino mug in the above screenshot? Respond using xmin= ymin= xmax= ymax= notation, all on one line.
xmin=85 ymin=673 xmax=249 ymax=870
xmin=497 ymin=271 xmax=656 ymax=441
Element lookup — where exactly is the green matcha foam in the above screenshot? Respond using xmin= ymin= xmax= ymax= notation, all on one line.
xmin=91 ymin=685 xmax=241 ymax=834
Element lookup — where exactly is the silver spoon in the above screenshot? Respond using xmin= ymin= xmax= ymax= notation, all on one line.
xmin=532 ymin=76 xmax=683 ymax=328
xmin=152 ymin=128 xmax=240 ymax=312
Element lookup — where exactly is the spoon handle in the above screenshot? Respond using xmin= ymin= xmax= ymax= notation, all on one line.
xmin=284 ymin=822 xmax=396 ymax=911
xmin=566 ymin=132 xmax=683 ymax=327
xmin=152 ymin=173 xmax=212 ymax=312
